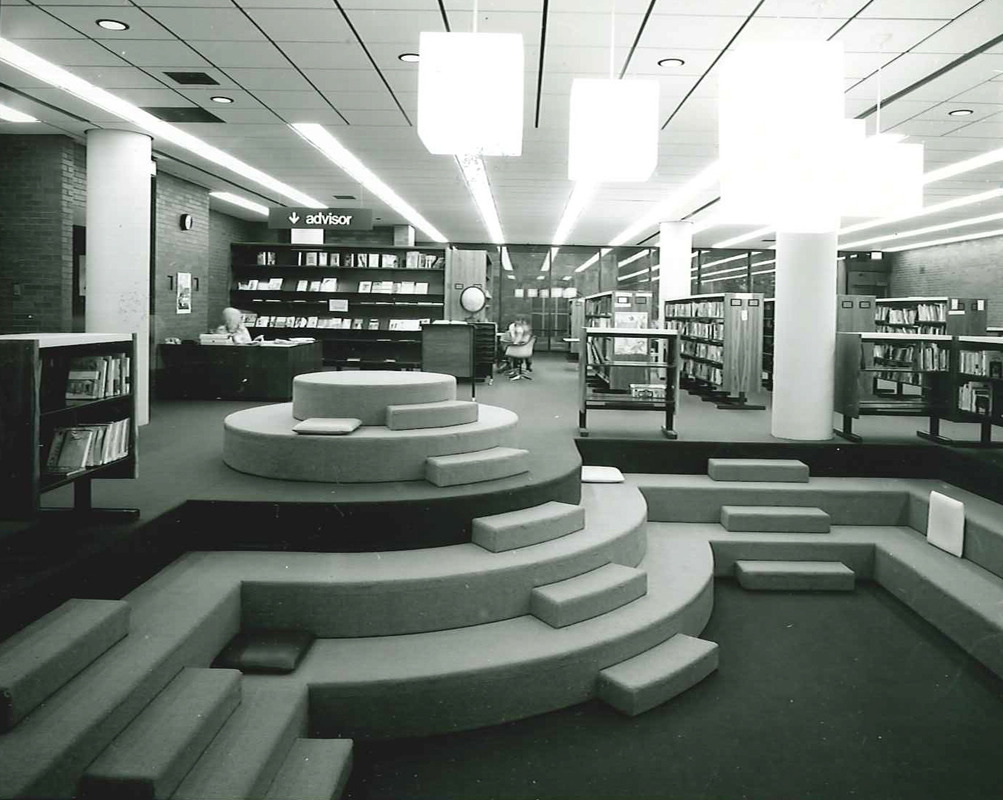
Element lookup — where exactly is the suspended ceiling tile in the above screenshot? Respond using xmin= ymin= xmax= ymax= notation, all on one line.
xmin=244 ymin=8 xmax=354 ymax=43
xmin=109 ymin=40 xmax=211 ymax=69
xmin=639 ymin=13 xmax=746 ymax=50
xmin=949 ymin=77 xmax=1003 ymax=103
xmin=859 ymin=0 xmax=977 ymax=18
xmin=41 ymin=6 xmax=175 ymax=40
xmin=320 ymin=90 xmax=402 ymax=111
xmin=544 ymin=11 xmax=644 ymax=48
xmin=285 ymin=42 xmax=372 ymax=70
xmin=733 ymin=16 xmax=844 ymax=45
xmin=946 ymin=117 xmax=1003 ymax=137
xmin=186 ymin=40 xmax=290 ymax=68
xmin=144 ymin=8 xmax=268 ymax=41
xmin=204 ymin=107 xmax=284 ymax=123
xmin=757 ymin=0 xmax=863 ymax=15
xmin=130 ymin=0 xmax=232 ymax=6
xmin=890 ymin=117 xmax=972 ymax=136
xmin=175 ymin=87 xmax=266 ymax=108
xmin=916 ymin=100 xmax=1003 ymax=122
xmin=341 ymin=108 xmax=411 ymax=126
xmin=64 ymin=65 xmax=169 ymax=89
xmin=114 ymin=88 xmax=196 ymax=106
xmin=345 ymin=9 xmax=447 ymax=42
xmin=626 ymin=48 xmax=724 ymax=77
xmin=909 ymin=0 xmax=1003 ymax=53
xmin=244 ymin=89 xmax=332 ymax=110
xmin=845 ymin=52 xmax=977 ymax=101
xmin=223 ymin=68 xmax=315 ymax=91
xmin=832 ymin=17 xmax=948 ymax=53
xmin=0 ymin=7 xmax=85 ymax=38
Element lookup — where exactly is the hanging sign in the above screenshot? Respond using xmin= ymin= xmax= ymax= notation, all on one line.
xmin=269 ymin=208 xmax=373 ymax=230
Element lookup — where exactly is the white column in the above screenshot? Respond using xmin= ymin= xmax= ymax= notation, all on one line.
xmin=658 ymin=221 xmax=693 ymax=300
xmin=771 ymin=230 xmax=838 ymax=440
xmin=291 ymin=229 xmax=324 ymax=245
xmin=85 ymin=129 xmax=152 ymax=425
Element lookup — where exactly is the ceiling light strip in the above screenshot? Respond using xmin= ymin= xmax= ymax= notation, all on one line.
xmin=839 ymin=187 xmax=1003 ymax=237
xmin=210 ymin=191 xmax=269 ymax=216
xmin=0 ymin=38 xmax=323 ymax=208
xmin=711 ymin=225 xmax=773 ymax=249
xmin=608 ymin=161 xmax=721 ymax=247
xmin=552 ymin=181 xmax=598 ymax=246
xmin=456 ymin=154 xmax=504 ymax=245
xmin=841 ymin=211 xmax=1003 ymax=249
xmin=883 ymin=227 xmax=1003 ymax=253
xmin=291 ymin=123 xmax=448 ymax=243
xmin=0 ymin=101 xmax=37 ymax=122
xmin=923 ymin=144 xmax=1003 ymax=185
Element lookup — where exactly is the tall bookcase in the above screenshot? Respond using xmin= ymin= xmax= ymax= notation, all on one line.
xmin=0 ymin=333 xmax=139 ymax=519
xmin=664 ymin=292 xmax=764 ymax=410
xmin=941 ymin=336 xmax=1003 ymax=446
xmin=230 ymin=242 xmax=449 ymax=369
xmin=762 ymin=295 xmax=876 ymax=390
xmin=582 ymin=290 xmax=654 ymax=390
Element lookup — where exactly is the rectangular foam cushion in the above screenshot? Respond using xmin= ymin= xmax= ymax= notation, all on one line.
xmin=214 ymin=630 xmax=315 ymax=674
xmin=292 ymin=418 xmax=361 ymax=435
xmin=927 ymin=490 xmax=964 ymax=558
xmin=581 ymin=466 xmax=625 ymax=483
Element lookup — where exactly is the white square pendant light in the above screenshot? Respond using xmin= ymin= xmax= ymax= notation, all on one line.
xmin=417 ymin=31 xmax=524 ymax=156
xmin=568 ymin=79 xmax=659 ymax=182
xmin=719 ymin=41 xmax=846 ymax=232
xmin=841 ymin=131 xmax=924 ymax=220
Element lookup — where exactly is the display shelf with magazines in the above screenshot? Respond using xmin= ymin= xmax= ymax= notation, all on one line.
xmin=0 ymin=333 xmax=139 ymax=519
xmin=230 ymin=242 xmax=449 ymax=367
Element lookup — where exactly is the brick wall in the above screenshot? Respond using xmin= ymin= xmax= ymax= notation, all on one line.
xmin=888 ymin=234 xmax=1003 ymax=327
xmin=152 ymin=173 xmax=210 ymax=359
xmin=0 ymin=135 xmax=77 ymax=332
xmin=208 ymin=209 xmax=269 ymax=326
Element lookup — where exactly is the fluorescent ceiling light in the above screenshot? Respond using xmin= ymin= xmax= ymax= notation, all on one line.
xmin=883 ymin=227 xmax=1003 ymax=253
xmin=711 ymin=225 xmax=774 ymax=249
xmin=690 ymin=215 xmax=723 ymax=235
xmin=839 ymin=187 xmax=1003 ymax=236
xmin=923 ymin=145 xmax=1003 ymax=184
xmin=608 ymin=161 xmax=720 ymax=246
xmin=552 ymin=181 xmax=598 ymax=246
xmin=0 ymin=102 xmax=37 ymax=122
xmin=617 ymin=267 xmax=650 ymax=282
xmin=455 ymin=154 xmax=504 ymax=244
xmin=0 ymin=38 xmax=323 ymax=208
xmin=841 ymin=211 xmax=1003 ymax=249
xmin=501 ymin=246 xmax=513 ymax=271
xmin=291 ymin=122 xmax=447 ymax=243
xmin=210 ymin=191 xmax=269 ymax=216
xmin=618 ymin=249 xmax=649 ymax=268
xmin=574 ymin=248 xmax=611 ymax=273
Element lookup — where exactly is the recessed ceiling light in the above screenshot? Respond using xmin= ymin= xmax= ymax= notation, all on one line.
xmin=658 ymin=57 xmax=685 ymax=68
xmin=210 ymin=96 xmax=233 ymax=104
xmin=0 ymin=102 xmax=38 ymax=123
xmin=96 ymin=19 xmax=129 ymax=31
xmin=948 ymin=108 xmax=974 ymax=117
xmin=398 ymin=53 xmax=420 ymax=63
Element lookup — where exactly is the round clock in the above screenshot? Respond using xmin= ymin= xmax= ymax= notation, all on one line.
xmin=179 ymin=213 xmax=193 ymax=231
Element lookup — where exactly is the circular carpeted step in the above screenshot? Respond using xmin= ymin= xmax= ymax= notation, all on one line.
xmin=292 ymin=371 xmax=456 ymax=424
xmin=223 ymin=402 xmax=518 ymax=483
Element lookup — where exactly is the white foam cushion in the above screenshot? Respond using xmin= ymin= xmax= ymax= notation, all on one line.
xmin=927 ymin=490 xmax=964 ymax=558
xmin=292 ymin=418 xmax=362 ymax=435
xmin=581 ymin=466 xmax=625 ymax=484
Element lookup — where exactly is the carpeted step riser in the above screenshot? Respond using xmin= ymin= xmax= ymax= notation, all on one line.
xmin=241 ymin=506 xmax=648 ymax=637
xmin=472 ymin=502 xmax=586 ymax=552
xmin=81 ymin=668 xmax=241 ymax=800
xmin=531 ymin=565 xmax=648 ymax=628
xmin=707 ymin=458 xmax=809 ymax=483
xmin=639 ymin=484 xmax=907 ymax=525
xmin=386 ymin=400 xmax=479 ymax=430
xmin=597 ymin=634 xmax=719 ymax=716
xmin=0 ymin=599 xmax=130 ymax=732
xmin=173 ymin=684 xmax=308 ymax=800
xmin=703 ymin=536 xmax=876 ymax=578
xmin=720 ymin=506 xmax=831 ymax=533
xmin=735 ymin=560 xmax=855 ymax=591
xmin=265 ymin=738 xmax=353 ymax=800
xmin=425 ymin=447 xmax=530 ymax=487
xmin=1 ymin=583 xmax=241 ymax=800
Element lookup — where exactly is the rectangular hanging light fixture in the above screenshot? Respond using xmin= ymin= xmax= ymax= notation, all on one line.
xmin=840 ymin=122 xmax=924 ymax=220
xmin=418 ymin=32 xmax=524 ymax=156
xmin=291 ymin=123 xmax=448 ymax=243
xmin=568 ymin=79 xmax=659 ymax=182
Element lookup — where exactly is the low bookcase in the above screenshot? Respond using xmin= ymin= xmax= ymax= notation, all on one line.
xmin=0 ymin=333 xmax=139 ymax=520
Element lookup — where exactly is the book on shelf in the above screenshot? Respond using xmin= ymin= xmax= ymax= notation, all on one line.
xmin=414 ymin=282 xmax=429 ymax=295
xmin=368 ymin=319 xmax=380 ymax=330
xmin=318 ymin=252 xmax=328 ymax=266
xmin=399 ymin=280 xmax=415 ymax=294
xmin=256 ymin=251 xmax=275 ymax=265
xmin=871 ymin=342 xmax=949 ymax=371
xmin=405 ymin=251 xmax=420 ymax=269
xmin=308 ymin=280 xmax=321 ymax=292
xmin=305 ymin=252 xmax=318 ymax=266
xmin=368 ymin=253 xmax=380 ymax=267
xmin=296 ymin=279 xmax=308 ymax=292
xmin=358 ymin=281 xmax=372 ymax=293
xmin=320 ymin=278 xmax=338 ymax=292
xmin=65 ymin=353 xmax=131 ymax=402
xmin=266 ymin=277 xmax=284 ymax=291
xmin=665 ymin=300 xmax=724 ymax=319
xmin=343 ymin=253 xmax=354 ymax=268
xmin=294 ymin=317 xmax=308 ymax=328
xmin=256 ymin=315 xmax=271 ymax=327
xmin=329 ymin=298 xmax=348 ymax=312
xmin=958 ymin=381 xmax=992 ymax=416
xmin=352 ymin=318 xmax=364 ymax=329
xmin=959 ymin=349 xmax=1003 ymax=377
xmin=381 ymin=254 xmax=399 ymax=268
xmin=46 ymin=419 xmax=130 ymax=473
xmin=240 ymin=312 xmax=258 ymax=326
xmin=372 ymin=281 xmax=393 ymax=294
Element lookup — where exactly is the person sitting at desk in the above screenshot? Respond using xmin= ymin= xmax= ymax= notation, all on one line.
xmin=215 ymin=307 xmax=252 ymax=344
xmin=500 ymin=315 xmax=533 ymax=372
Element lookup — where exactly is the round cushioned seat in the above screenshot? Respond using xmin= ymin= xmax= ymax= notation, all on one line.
xmin=292 ymin=371 xmax=456 ymax=425
xmin=224 ymin=403 xmax=518 ymax=483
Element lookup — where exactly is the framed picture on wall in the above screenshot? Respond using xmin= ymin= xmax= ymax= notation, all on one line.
xmin=176 ymin=271 xmax=192 ymax=315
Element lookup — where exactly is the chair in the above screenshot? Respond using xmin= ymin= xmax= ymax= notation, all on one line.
xmin=505 ymin=336 xmax=536 ymax=381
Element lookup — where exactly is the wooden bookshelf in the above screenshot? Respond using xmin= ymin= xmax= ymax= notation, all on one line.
xmin=939 ymin=336 xmax=1003 ymax=446
xmin=579 ymin=328 xmax=679 ymax=439
xmin=230 ymin=242 xmax=450 ymax=368
xmin=664 ymin=292 xmax=764 ymax=410
xmin=761 ymin=295 xmax=876 ymax=390
xmin=0 ymin=333 xmax=139 ymax=519
xmin=834 ymin=331 xmax=952 ymax=442
xmin=582 ymin=290 xmax=654 ymax=390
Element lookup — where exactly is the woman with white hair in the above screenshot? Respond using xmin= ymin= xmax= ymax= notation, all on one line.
xmin=215 ymin=307 xmax=252 ymax=344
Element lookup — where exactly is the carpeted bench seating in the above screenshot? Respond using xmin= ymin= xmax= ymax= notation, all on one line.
xmin=530 ymin=564 xmax=647 ymax=628
xmin=472 ymin=501 xmax=586 ymax=552
xmin=264 ymin=738 xmax=353 ymax=800
xmin=735 ymin=560 xmax=855 ymax=591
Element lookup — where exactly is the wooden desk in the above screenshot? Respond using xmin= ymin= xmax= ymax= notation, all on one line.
xmin=159 ymin=341 xmax=322 ymax=401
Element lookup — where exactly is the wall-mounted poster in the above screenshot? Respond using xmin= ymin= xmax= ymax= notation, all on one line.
xmin=176 ymin=271 xmax=192 ymax=314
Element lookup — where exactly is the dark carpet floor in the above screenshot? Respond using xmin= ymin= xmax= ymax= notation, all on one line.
xmin=344 ymin=579 xmax=1003 ymax=800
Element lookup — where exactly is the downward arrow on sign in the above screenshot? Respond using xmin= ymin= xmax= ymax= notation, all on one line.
xmin=288 ymin=212 xmax=301 ymax=224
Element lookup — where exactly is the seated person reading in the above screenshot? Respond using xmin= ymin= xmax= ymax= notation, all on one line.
xmin=216 ymin=307 xmax=253 ymax=344
xmin=500 ymin=315 xmax=533 ymax=372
